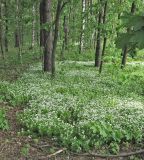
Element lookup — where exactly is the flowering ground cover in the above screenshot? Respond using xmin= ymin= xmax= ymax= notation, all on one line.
xmin=0 ymin=62 xmax=144 ymax=153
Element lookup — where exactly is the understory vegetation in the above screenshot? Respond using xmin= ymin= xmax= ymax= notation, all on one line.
xmin=0 ymin=0 xmax=144 ymax=158
xmin=0 ymin=109 xmax=9 ymax=131
xmin=1 ymin=62 xmax=144 ymax=153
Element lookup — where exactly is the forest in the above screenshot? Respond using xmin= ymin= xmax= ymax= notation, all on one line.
xmin=0 ymin=0 xmax=144 ymax=159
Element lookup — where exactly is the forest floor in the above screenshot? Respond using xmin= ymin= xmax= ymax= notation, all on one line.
xmin=0 ymin=62 xmax=43 ymax=159
xmin=0 ymin=60 xmax=144 ymax=160
xmin=0 ymin=61 xmax=106 ymax=160
xmin=0 ymin=103 xmax=75 ymax=160
xmin=0 ymin=102 xmax=115 ymax=160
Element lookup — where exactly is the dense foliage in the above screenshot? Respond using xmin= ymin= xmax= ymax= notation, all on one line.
xmin=116 ymin=14 xmax=144 ymax=49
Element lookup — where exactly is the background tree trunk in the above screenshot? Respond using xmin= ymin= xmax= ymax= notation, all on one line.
xmin=4 ymin=1 xmax=8 ymax=52
xmin=99 ymin=1 xmax=108 ymax=73
xmin=121 ymin=1 xmax=136 ymax=68
xmin=31 ymin=4 xmax=36 ymax=48
xmin=0 ymin=2 xmax=4 ymax=59
xmin=40 ymin=2 xmax=44 ymax=47
xmin=61 ymin=15 xmax=68 ymax=60
xmin=79 ymin=0 xmax=86 ymax=54
xmin=42 ymin=0 xmax=53 ymax=72
xmin=95 ymin=5 xmax=103 ymax=67
xmin=51 ymin=0 xmax=63 ymax=75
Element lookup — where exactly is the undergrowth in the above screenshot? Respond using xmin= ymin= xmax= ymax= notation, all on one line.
xmin=0 ymin=109 xmax=9 ymax=131
xmin=0 ymin=61 xmax=144 ymax=153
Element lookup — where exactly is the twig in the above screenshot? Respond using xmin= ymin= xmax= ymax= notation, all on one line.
xmin=40 ymin=144 xmax=51 ymax=148
xmin=72 ymin=149 xmax=144 ymax=158
xmin=39 ymin=148 xmax=66 ymax=159
xmin=31 ymin=144 xmax=51 ymax=148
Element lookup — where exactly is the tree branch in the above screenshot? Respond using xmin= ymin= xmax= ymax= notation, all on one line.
xmin=60 ymin=1 xmax=69 ymax=13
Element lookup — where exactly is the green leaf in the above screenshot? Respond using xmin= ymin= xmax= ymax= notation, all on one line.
xmin=130 ymin=30 xmax=144 ymax=49
xmin=115 ymin=33 xmax=132 ymax=48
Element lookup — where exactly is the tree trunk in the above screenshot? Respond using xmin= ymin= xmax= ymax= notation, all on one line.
xmin=99 ymin=1 xmax=108 ymax=73
xmin=0 ymin=2 xmax=4 ymax=59
xmin=15 ymin=0 xmax=22 ymax=63
xmin=41 ymin=0 xmax=53 ymax=72
xmin=15 ymin=30 xmax=20 ymax=48
xmin=31 ymin=4 xmax=36 ymax=48
xmin=51 ymin=0 xmax=63 ymax=75
xmin=40 ymin=2 xmax=44 ymax=47
xmin=15 ymin=0 xmax=20 ymax=48
xmin=79 ymin=0 xmax=86 ymax=54
xmin=89 ymin=0 xmax=93 ymax=15
xmin=4 ymin=1 xmax=8 ymax=52
xmin=61 ymin=15 xmax=68 ymax=60
xmin=121 ymin=1 xmax=136 ymax=68
xmin=95 ymin=6 xmax=103 ymax=67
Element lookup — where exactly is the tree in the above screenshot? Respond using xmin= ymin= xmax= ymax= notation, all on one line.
xmin=99 ymin=0 xmax=108 ymax=73
xmin=95 ymin=1 xmax=103 ymax=67
xmin=0 ymin=1 xmax=4 ymax=59
xmin=31 ymin=3 xmax=36 ymax=48
xmin=0 ymin=0 xmax=143 ymax=72
xmin=61 ymin=15 xmax=69 ymax=60
xmin=4 ymin=0 xmax=8 ymax=52
xmin=79 ymin=0 xmax=86 ymax=54
xmin=121 ymin=1 xmax=136 ymax=68
xmin=40 ymin=0 xmax=53 ymax=72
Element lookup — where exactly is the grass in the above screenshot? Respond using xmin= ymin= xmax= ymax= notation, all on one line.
xmin=0 ymin=61 xmax=144 ymax=153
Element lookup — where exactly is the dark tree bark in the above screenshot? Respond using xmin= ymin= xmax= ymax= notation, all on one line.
xmin=41 ymin=0 xmax=67 ymax=73
xmin=118 ymin=0 xmax=122 ymax=19
xmin=41 ymin=0 xmax=53 ymax=72
xmin=4 ymin=1 xmax=8 ymax=52
xmin=99 ymin=1 xmax=108 ymax=73
xmin=95 ymin=5 xmax=103 ymax=67
xmin=51 ymin=0 xmax=63 ymax=75
xmin=90 ymin=0 xmax=93 ymax=15
xmin=40 ymin=2 xmax=45 ymax=47
xmin=63 ymin=16 xmax=68 ymax=50
xmin=0 ymin=2 xmax=4 ymax=59
xmin=15 ymin=0 xmax=21 ymax=48
xmin=121 ymin=1 xmax=136 ymax=68
xmin=15 ymin=0 xmax=22 ymax=63
xmin=15 ymin=30 xmax=20 ymax=48
xmin=61 ymin=15 xmax=68 ymax=60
